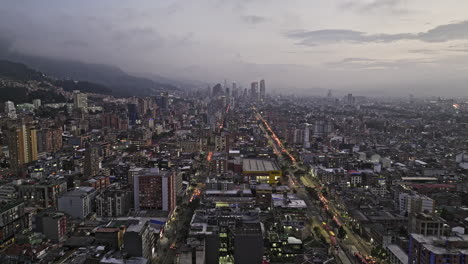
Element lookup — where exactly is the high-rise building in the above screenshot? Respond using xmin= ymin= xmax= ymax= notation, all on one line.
xmin=123 ymin=221 xmax=155 ymax=260
xmin=0 ymin=201 xmax=28 ymax=246
xmin=37 ymin=128 xmax=63 ymax=154
xmin=156 ymin=92 xmax=169 ymax=110
xmin=133 ymin=168 xmax=178 ymax=212
xmin=250 ymin=82 xmax=259 ymax=101
xmin=260 ymin=79 xmax=266 ymax=101
xmin=4 ymin=101 xmax=17 ymax=119
xmin=84 ymin=144 xmax=100 ymax=178
xmin=212 ymin=84 xmax=223 ymax=98
xmin=399 ymin=193 xmax=434 ymax=216
xmin=409 ymin=213 xmax=447 ymax=237
xmin=7 ymin=124 xmax=38 ymax=172
xmin=408 ymin=233 xmax=468 ymax=264
xmin=127 ymin=103 xmax=138 ymax=126
xmin=95 ymin=187 xmax=132 ymax=217
xmin=18 ymin=180 xmax=68 ymax=208
xmin=73 ymin=90 xmax=88 ymax=111
xmin=33 ymin=99 xmax=42 ymax=109
xmin=33 ymin=208 xmax=67 ymax=242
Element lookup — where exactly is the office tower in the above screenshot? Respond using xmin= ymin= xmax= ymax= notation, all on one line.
xmin=33 ymin=99 xmax=42 ymax=109
xmin=346 ymin=93 xmax=355 ymax=105
xmin=127 ymin=103 xmax=138 ymax=126
xmin=7 ymin=124 xmax=38 ymax=172
xmin=260 ymin=79 xmax=266 ymax=101
xmin=84 ymin=144 xmax=100 ymax=178
xmin=73 ymin=90 xmax=88 ymax=110
xmin=303 ymin=123 xmax=310 ymax=148
xmin=212 ymin=83 xmax=223 ymax=97
xmin=232 ymin=82 xmax=237 ymax=91
xmin=4 ymin=101 xmax=17 ymax=119
xmin=133 ymin=168 xmax=177 ymax=212
xmin=250 ymin=82 xmax=259 ymax=101
xmin=156 ymin=92 xmax=169 ymax=110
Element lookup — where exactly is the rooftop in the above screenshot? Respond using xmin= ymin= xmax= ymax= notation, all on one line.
xmin=242 ymin=158 xmax=279 ymax=172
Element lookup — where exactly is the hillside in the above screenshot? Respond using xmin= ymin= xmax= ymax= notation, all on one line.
xmin=0 ymin=53 xmax=179 ymax=96
xmin=0 ymin=60 xmax=111 ymax=104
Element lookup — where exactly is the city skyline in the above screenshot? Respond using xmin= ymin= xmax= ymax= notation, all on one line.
xmin=1 ymin=1 xmax=468 ymax=96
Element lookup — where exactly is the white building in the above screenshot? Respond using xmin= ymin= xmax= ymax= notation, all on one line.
xmin=399 ymin=192 xmax=434 ymax=216
xmin=73 ymin=90 xmax=88 ymax=111
xmin=4 ymin=101 xmax=17 ymax=119
xmin=33 ymin=99 xmax=42 ymax=109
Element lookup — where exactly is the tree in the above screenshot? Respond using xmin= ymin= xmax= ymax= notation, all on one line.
xmin=337 ymin=226 xmax=346 ymax=239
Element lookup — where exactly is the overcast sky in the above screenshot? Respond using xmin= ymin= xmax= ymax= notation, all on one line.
xmin=1 ymin=0 xmax=468 ymax=96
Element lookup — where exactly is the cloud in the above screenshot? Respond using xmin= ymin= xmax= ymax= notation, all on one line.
xmin=242 ymin=15 xmax=266 ymax=25
xmin=408 ymin=49 xmax=439 ymax=55
xmin=327 ymin=57 xmax=437 ymax=70
xmin=63 ymin=39 xmax=89 ymax=48
xmin=340 ymin=0 xmax=408 ymax=14
xmin=286 ymin=20 xmax=468 ymax=46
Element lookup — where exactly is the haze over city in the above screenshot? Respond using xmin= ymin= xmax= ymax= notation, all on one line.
xmin=2 ymin=0 xmax=468 ymax=96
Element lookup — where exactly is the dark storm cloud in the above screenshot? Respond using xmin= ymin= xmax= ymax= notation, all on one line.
xmin=286 ymin=20 xmax=468 ymax=46
xmin=242 ymin=15 xmax=266 ymax=25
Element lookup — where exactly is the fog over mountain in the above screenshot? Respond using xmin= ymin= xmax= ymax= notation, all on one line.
xmin=1 ymin=0 xmax=468 ymax=96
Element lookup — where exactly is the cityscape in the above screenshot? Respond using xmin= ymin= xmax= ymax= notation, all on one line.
xmin=1 ymin=1 xmax=468 ymax=264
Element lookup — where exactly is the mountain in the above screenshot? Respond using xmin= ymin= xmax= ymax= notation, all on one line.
xmin=0 ymin=52 xmax=179 ymax=97
xmin=0 ymin=60 xmax=112 ymax=104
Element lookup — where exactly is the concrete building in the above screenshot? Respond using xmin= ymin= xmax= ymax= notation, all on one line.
xmin=408 ymin=233 xmax=468 ymax=264
xmin=133 ymin=168 xmax=178 ymax=212
xmin=232 ymin=222 xmax=264 ymax=264
xmin=73 ymin=90 xmax=88 ymax=111
xmin=123 ymin=221 xmax=155 ymax=261
xmin=95 ymin=187 xmax=132 ymax=217
xmin=399 ymin=193 xmax=434 ymax=215
xmin=84 ymin=144 xmax=100 ymax=178
xmin=386 ymin=244 xmax=408 ymax=264
xmin=36 ymin=127 xmax=63 ymax=154
xmin=32 ymin=99 xmax=41 ymax=109
xmin=18 ymin=180 xmax=67 ymax=208
xmin=0 ymin=201 xmax=28 ymax=246
xmin=259 ymin=79 xmax=266 ymax=101
xmin=58 ymin=187 xmax=96 ymax=219
xmin=409 ymin=213 xmax=447 ymax=237
xmin=33 ymin=208 xmax=67 ymax=242
xmin=4 ymin=100 xmax=17 ymax=119
xmin=0 ymin=185 xmax=17 ymax=203
xmin=7 ymin=124 xmax=38 ymax=172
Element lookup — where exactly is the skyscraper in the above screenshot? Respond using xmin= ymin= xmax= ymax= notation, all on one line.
xmin=133 ymin=168 xmax=177 ymax=212
xmin=127 ymin=103 xmax=138 ymax=126
xmin=7 ymin=124 xmax=38 ymax=172
xmin=84 ymin=144 xmax=100 ymax=178
xmin=73 ymin=90 xmax=88 ymax=111
xmin=250 ymin=82 xmax=259 ymax=101
xmin=4 ymin=101 xmax=17 ymax=119
xmin=259 ymin=79 xmax=266 ymax=101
